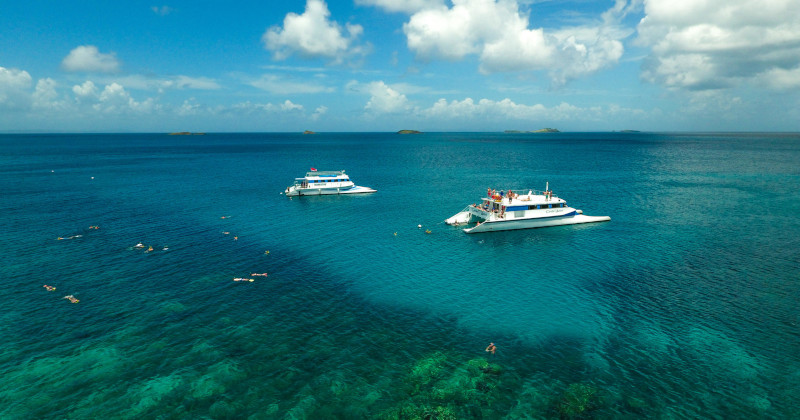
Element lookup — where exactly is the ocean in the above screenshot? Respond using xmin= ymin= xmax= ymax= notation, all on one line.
xmin=1 ymin=132 xmax=798 ymax=419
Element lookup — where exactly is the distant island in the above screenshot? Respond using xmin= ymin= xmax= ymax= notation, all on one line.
xmin=303 ymin=130 xmax=317 ymax=134
xmin=397 ymin=130 xmax=422 ymax=134
xmin=504 ymin=128 xmax=560 ymax=133
xmin=168 ymin=132 xmax=206 ymax=135
xmin=618 ymin=130 xmax=641 ymax=133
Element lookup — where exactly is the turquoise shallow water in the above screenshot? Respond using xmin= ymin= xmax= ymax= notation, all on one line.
xmin=1 ymin=132 xmax=799 ymax=418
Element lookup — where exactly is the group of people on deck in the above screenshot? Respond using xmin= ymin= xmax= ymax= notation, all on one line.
xmin=486 ymin=188 xmax=519 ymax=202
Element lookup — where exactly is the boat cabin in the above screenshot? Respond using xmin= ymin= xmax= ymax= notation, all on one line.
xmin=294 ymin=170 xmax=353 ymax=189
xmin=470 ymin=189 xmax=572 ymax=221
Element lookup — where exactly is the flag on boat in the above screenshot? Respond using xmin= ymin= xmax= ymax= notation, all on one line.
xmin=310 ymin=167 xmax=317 ymax=171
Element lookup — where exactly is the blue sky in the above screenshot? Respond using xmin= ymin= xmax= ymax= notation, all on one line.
xmin=1 ymin=0 xmax=799 ymax=132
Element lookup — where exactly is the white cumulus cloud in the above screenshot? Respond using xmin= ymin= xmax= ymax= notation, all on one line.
xmin=402 ymin=0 xmax=630 ymax=85
xmin=0 ymin=67 xmax=33 ymax=109
xmin=61 ymin=45 xmax=121 ymax=73
xmin=263 ymin=0 xmax=367 ymax=64
xmin=364 ymin=81 xmax=410 ymax=113
xmin=424 ymin=97 xmax=552 ymax=120
xmin=0 ymin=67 xmax=32 ymax=89
xmin=94 ymin=82 xmax=154 ymax=113
xmin=72 ymin=80 xmax=99 ymax=100
xmin=312 ymin=105 xmax=328 ymax=120
xmin=281 ymin=100 xmax=304 ymax=111
xmin=33 ymin=78 xmax=64 ymax=110
xmin=637 ymin=0 xmax=800 ymax=90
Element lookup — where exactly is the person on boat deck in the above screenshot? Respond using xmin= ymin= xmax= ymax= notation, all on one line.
xmin=487 ymin=187 xmax=492 ymax=197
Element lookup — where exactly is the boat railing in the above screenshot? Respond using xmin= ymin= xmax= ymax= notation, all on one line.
xmin=484 ymin=189 xmax=558 ymax=202
xmin=305 ymin=170 xmax=344 ymax=177
xmin=510 ymin=188 xmax=557 ymax=197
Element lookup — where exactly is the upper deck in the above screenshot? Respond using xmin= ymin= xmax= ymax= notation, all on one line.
xmin=483 ymin=189 xmax=562 ymax=205
xmin=301 ymin=170 xmax=346 ymax=179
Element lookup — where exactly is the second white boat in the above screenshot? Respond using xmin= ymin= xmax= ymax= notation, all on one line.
xmin=284 ymin=169 xmax=376 ymax=196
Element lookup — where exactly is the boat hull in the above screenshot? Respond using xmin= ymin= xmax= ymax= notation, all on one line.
xmin=463 ymin=214 xmax=610 ymax=233
xmin=286 ymin=185 xmax=376 ymax=196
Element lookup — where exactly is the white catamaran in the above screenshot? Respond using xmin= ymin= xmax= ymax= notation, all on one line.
xmin=445 ymin=183 xmax=610 ymax=233
xmin=284 ymin=169 xmax=376 ymax=197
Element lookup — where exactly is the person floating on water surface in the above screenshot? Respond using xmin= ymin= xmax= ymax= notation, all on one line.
xmin=485 ymin=342 xmax=496 ymax=355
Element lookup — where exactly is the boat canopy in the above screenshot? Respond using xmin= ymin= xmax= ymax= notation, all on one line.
xmin=304 ymin=170 xmax=345 ymax=178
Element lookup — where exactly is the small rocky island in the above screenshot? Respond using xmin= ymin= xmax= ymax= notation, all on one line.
xmin=303 ymin=130 xmax=317 ymax=134
xmin=504 ymin=128 xmax=560 ymax=133
xmin=397 ymin=130 xmax=422 ymax=134
xmin=168 ymin=132 xmax=206 ymax=135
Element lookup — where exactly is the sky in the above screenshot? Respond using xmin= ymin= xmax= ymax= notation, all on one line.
xmin=1 ymin=0 xmax=799 ymax=132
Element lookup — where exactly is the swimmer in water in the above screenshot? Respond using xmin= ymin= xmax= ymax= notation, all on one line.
xmin=251 ymin=273 xmax=268 ymax=277
xmin=64 ymin=295 xmax=79 ymax=303
xmin=43 ymin=285 xmax=56 ymax=291
xmin=485 ymin=342 xmax=496 ymax=355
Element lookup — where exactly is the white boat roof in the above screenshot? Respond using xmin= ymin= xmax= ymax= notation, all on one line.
xmin=482 ymin=191 xmax=565 ymax=206
xmin=297 ymin=170 xmax=348 ymax=179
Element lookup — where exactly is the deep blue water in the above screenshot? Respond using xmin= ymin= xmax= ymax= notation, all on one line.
xmin=1 ymin=132 xmax=799 ymax=419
